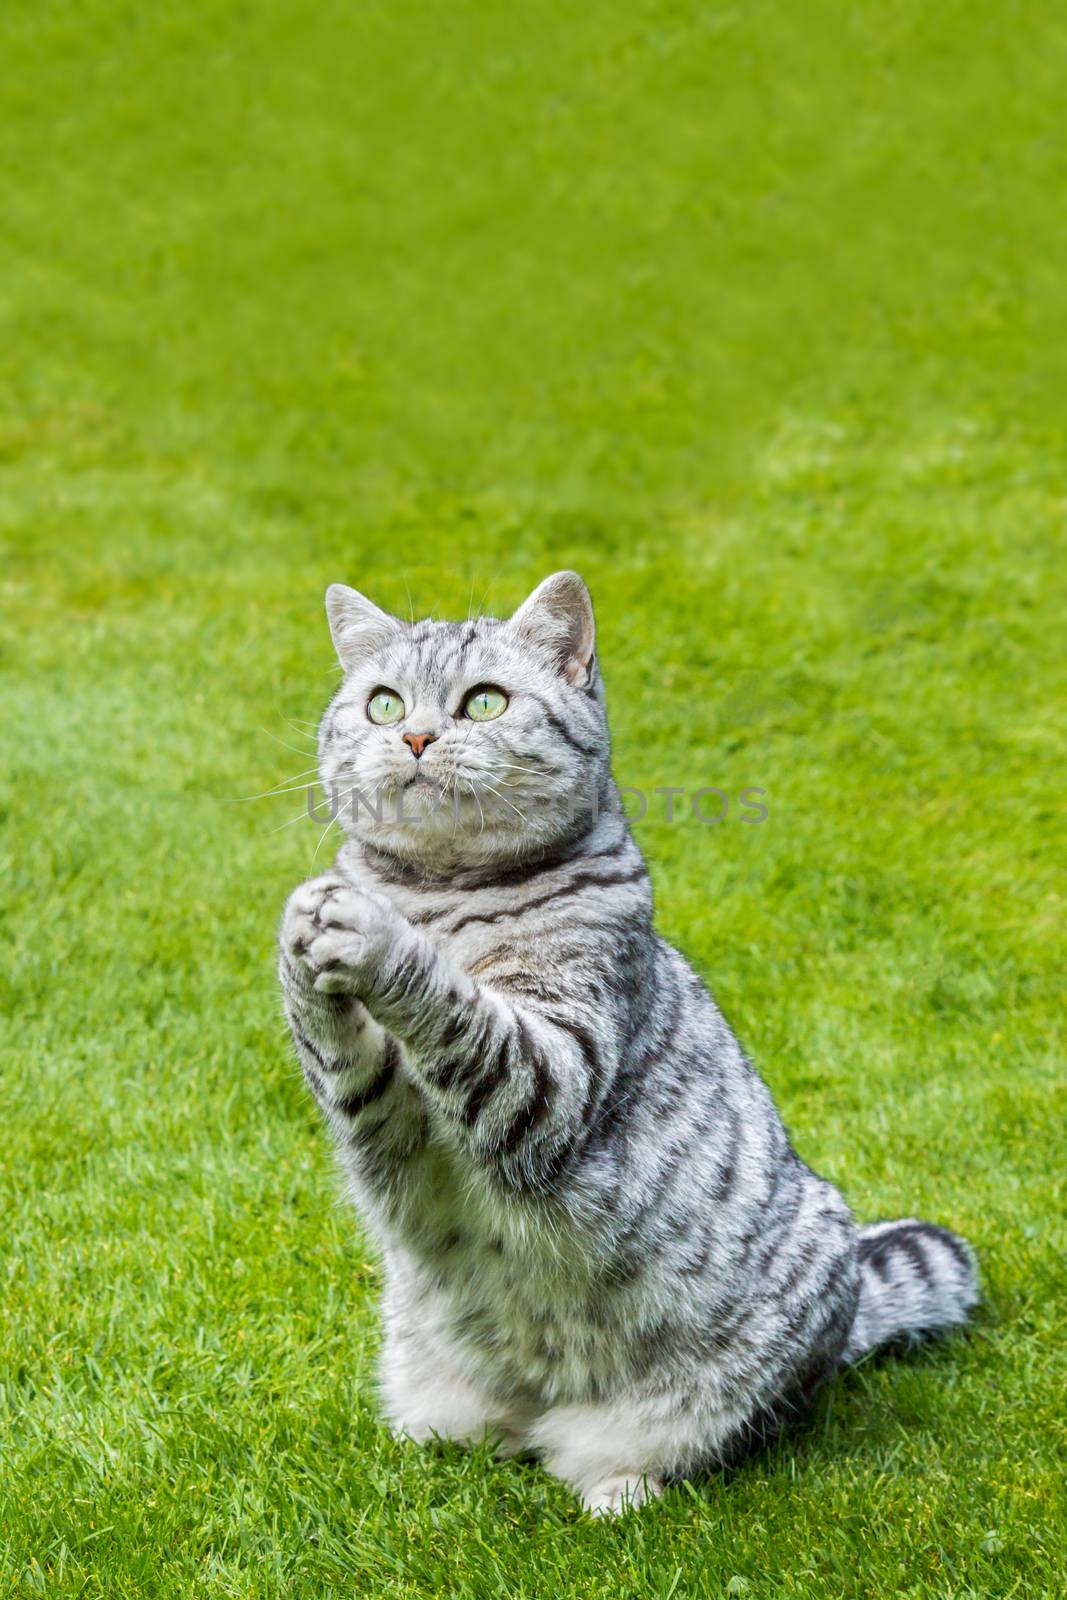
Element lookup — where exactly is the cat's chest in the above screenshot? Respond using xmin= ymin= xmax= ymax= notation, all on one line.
xmin=371 ymin=872 xmax=569 ymax=970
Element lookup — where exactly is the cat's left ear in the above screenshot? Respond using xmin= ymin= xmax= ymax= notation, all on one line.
xmin=508 ymin=571 xmax=596 ymax=687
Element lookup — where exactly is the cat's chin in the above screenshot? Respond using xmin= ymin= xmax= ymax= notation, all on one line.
xmin=344 ymin=811 xmax=565 ymax=876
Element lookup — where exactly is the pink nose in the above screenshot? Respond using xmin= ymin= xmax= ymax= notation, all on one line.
xmin=403 ymin=731 xmax=439 ymax=759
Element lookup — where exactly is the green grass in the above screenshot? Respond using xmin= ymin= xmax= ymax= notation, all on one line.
xmin=1 ymin=1 xmax=1065 ymax=1594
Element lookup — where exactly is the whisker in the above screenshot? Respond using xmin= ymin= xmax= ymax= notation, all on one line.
xmin=478 ymin=778 xmax=529 ymax=829
xmin=471 ymin=577 xmax=493 ymax=619
xmin=271 ymin=807 xmax=317 ymax=834
xmin=279 ymin=719 xmax=320 ymax=743
xmin=271 ymin=783 xmax=355 ymax=834
xmin=269 ymin=700 xmax=321 ymax=741
xmin=228 ymin=770 xmax=322 ymax=803
xmin=493 ymin=761 xmax=546 ymax=778
xmin=309 ymin=784 xmax=359 ymax=861
xmin=312 ymin=815 xmax=339 ymax=861
xmin=449 ymin=778 xmax=464 ymax=840
xmin=464 ymin=778 xmax=486 ymax=836
xmin=259 ymin=727 xmax=319 ymax=760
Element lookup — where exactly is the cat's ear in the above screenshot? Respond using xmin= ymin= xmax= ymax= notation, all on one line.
xmin=325 ymin=584 xmax=399 ymax=671
xmin=508 ymin=571 xmax=596 ymax=687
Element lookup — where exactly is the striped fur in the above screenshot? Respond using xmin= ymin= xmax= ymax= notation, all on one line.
xmin=278 ymin=571 xmax=979 ymax=1516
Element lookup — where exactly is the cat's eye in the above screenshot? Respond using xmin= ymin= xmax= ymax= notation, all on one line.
xmin=367 ymin=688 xmax=405 ymax=725
xmin=463 ymin=685 xmax=508 ymax=722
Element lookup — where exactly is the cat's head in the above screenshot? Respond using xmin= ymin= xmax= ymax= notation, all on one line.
xmin=318 ymin=572 xmax=611 ymax=869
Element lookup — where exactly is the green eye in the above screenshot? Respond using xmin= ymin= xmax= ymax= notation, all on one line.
xmin=464 ymin=685 xmax=508 ymax=722
xmin=367 ymin=688 xmax=405 ymax=725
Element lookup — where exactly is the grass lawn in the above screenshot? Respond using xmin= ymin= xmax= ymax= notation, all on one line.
xmin=2 ymin=1 xmax=1065 ymax=1594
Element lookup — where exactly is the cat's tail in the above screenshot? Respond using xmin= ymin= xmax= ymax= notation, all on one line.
xmin=843 ymin=1218 xmax=979 ymax=1364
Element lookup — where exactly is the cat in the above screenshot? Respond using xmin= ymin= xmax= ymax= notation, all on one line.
xmin=277 ymin=570 xmax=978 ymax=1515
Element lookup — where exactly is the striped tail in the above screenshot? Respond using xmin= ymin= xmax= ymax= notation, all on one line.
xmin=844 ymin=1218 xmax=979 ymax=1363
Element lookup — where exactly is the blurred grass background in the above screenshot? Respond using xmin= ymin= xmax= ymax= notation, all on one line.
xmin=1 ymin=1 xmax=1064 ymax=1596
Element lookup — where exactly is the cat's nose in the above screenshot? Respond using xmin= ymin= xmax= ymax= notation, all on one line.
xmin=402 ymin=731 xmax=439 ymax=759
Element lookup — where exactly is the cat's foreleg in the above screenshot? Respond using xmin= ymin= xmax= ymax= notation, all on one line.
xmin=279 ymin=874 xmax=425 ymax=1157
xmin=526 ymin=1389 xmax=754 ymax=1516
xmin=292 ymin=884 xmax=598 ymax=1184
xmin=379 ymin=1295 xmax=535 ymax=1452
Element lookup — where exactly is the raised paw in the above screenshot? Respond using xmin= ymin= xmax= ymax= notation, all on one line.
xmin=281 ymin=875 xmax=399 ymax=996
xmin=280 ymin=873 xmax=345 ymax=983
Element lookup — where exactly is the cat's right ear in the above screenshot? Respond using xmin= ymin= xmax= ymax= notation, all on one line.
xmin=325 ymin=584 xmax=399 ymax=671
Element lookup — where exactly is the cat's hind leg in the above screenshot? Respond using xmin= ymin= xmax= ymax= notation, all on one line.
xmin=379 ymin=1319 xmax=532 ymax=1455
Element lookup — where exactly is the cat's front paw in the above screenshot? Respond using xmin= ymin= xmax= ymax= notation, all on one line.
xmin=281 ymin=873 xmax=344 ymax=982
xmin=582 ymin=1474 xmax=662 ymax=1517
xmin=284 ymin=877 xmax=402 ymax=996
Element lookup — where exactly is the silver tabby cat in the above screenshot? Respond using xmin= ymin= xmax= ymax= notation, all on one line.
xmin=278 ymin=571 xmax=978 ymax=1515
